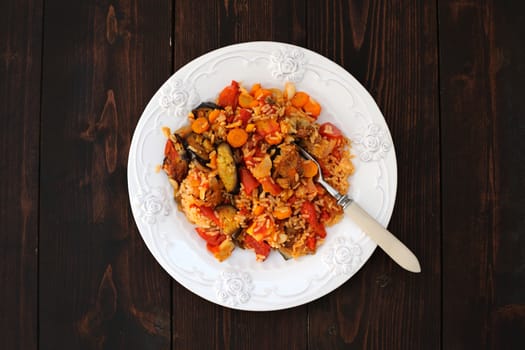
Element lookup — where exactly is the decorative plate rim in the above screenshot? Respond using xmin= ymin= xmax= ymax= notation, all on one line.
xmin=128 ymin=41 xmax=397 ymax=311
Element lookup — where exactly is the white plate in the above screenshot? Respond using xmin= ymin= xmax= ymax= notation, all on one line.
xmin=128 ymin=41 xmax=397 ymax=311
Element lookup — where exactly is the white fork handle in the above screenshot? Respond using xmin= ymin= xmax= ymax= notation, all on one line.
xmin=346 ymin=201 xmax=421 ymax=273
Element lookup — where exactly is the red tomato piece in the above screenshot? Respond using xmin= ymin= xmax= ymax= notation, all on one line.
xmin=218 ymin=80 xmax=240 ymax=109
xmin=240 ymin=167 xmax=260 ymax=195
xmin=196 ymin=227 xmax=226 ymax=246
xmin=319 ymin=122 xmax=343 ymax=139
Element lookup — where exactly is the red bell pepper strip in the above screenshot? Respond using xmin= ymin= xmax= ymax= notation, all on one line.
xmin=240 ymin=167 xmax=260 ymax=195
xmin=198 ymin=206 xmax=221 ymax=227
xmin=259 ymin=177 xmax=282 ymax=196
xmin=218 ymin=80 xmax=240 ymax=109
xmin=301 ymin=201 xmax=327 ymax=238
xmin=244 ymin=234 xmax=271 ymax=261
xmin=237 ymin=108 xmax=252 ymax=125
xmin=195 ymin=227 xmax=226 ymax=246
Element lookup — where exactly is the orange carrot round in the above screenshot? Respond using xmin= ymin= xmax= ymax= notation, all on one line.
xmin=303 ymin=98 xmax=321 ymax=117
xmin=291 ymin=91 xmax=309 ymax=107
xmin=227 ymin=128 xmax=249 ymax=148
xmin=302 ymin=160 xmax=318 ymax=177
xmin=208 ymin=109 xmax=220 ymax=123
xmin=191 ymin=117 xmax=209 ymax=134
xmin=238 ymin=93 xmax=255 ymax=108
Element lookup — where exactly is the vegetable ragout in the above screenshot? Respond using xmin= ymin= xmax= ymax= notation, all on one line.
xmin=161 ymin=81 xmax=354 ymax=262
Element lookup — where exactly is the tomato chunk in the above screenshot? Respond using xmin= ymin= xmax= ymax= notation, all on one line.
xmin=218 ymin=80 xmax=240 ymax=108
xmin=240 ymin=167 xmax=260 ymax=195
xmin=319 ymin=122 xmax=343 ymax=139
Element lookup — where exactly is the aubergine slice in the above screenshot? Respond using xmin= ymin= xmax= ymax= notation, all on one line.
xmin=194 ymin=102 xmax=222 ymax=111
xmin=184 ymin=132 xmax=214 ymax=164
xmin=216 ymin=142 xmax=239 ymax=193
xmin=192 ymin=102 xmax=223 ymax=119
xmin=215 ymin=205 xmax=241 ymax=237
xmin=278 ymin=248 xmax=293 ymax=261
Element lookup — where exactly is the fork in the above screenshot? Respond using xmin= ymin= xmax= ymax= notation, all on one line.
xmin=296 ymin=144 xmax=421 ymax=273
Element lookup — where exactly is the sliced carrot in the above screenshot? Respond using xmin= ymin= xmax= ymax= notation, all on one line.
xmin=302 ymin=160 xmax=318 ymax=178
xmin=272 ymin=206 xmax=292 ymax=220
xmin=264 ymin=133 xmax=283 ymax=145
xmin=291 ymin=91 xmax=309 ymax=107
xmin=250 ymin=83 xmax=261 ymax=95
xmin=303 ymin=98 xmax=321 ymax=117
xmin=191 ymin=117 xmax=209 ymax=134
xmin=255 ymin=89 xmax=272 ymax=101
xmin=238 ymin=93 xmax=255 ymax=108
xmin=208 ymin=109 xmax=220 ymax=123
xmin=227 ymin=128 xmax=249 ymax=148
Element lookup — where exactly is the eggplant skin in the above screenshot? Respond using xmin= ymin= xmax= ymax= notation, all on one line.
xmin=215 ymin=205 xmax=240 ymax=236
xmin=193 ymin=102 xmax=222 ymax=111
xmin=184 ymin=132 xmax=212 ymax=163
xmin=216 ymin=143 xmax=239 ymax=193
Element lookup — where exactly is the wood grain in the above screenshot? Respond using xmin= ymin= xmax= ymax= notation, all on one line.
xmin=2 ymin=0 xmax=524 ymax=348
xmin=439 ymin=0 xmax=525 ymax=348
xmin=39 ymin=1 xmax=172 ymax=349
xmin=172 ymin=1 xmax=308 ymax=349
xmin=0 ymin=0 xmax=42 ymax=349
xmin=307 ymin=1 xmax=441 ymax=348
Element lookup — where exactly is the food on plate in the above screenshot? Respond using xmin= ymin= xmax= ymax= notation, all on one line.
xmin=161 ymin=81 xmax=354 ymax=262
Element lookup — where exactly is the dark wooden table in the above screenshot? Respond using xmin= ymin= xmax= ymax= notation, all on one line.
xmin=1 ymin=0 xmax=524 ymax=349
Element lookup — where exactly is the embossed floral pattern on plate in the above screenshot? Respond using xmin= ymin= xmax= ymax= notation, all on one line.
xmin=269 ymin=47 xmax=307 ymax=82
xmin=134 ymin=187 xmax=170 ymax=225
xmin=353 ymin=123 xmax=392 ymax=162
xmin=159 ymin=78 xmax=200 ymax=118
xmin=323 ymin=236 xmax=363 ymax=276
xmin=215 ymin=271 xmax=254 ymax=306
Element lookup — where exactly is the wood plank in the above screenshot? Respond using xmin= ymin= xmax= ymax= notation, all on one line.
xmin=0 ymin=0 xmax=42 ymax=349
xmin=439 ymin=1 xmax=525 ymax=348
xmin=172 ymin=1 xmax=308 ymax=349
xmin=39 ymin=1 xmax=172 ymax=349
xmin=306 ymin=1 xmax=441 ymax=348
